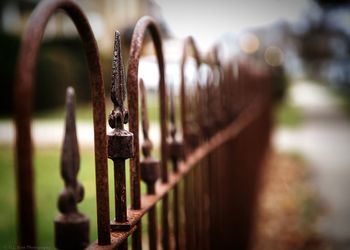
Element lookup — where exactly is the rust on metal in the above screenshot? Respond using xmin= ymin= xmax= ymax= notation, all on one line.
xmin=108 ymin=31 xmax=134 ymax=232
xmin=139 ymin=78 xmax=159 ymax=250
xmin=126 ymin=15 xmax=167 ymax=250
xmin=180 ymin=36 xmax=202 ymax=157
xmin=140 ymin=78 xmax=160 ymax=195
xmin=15 ymin=2 xmax=275 ymax=247
xmin=168 ymin=84 xmax=184 ymax=172
xmin=55 ymin=87 xmax=89 ymax=250
xmin=127 ymin=16 xmax=167 ymax=209
xmin=14 ymin=0 xmax=110 ymax=246
xmin=88 ymin=92 xmax=269 ymax=249
xmin=168 ymin=83 xmax=183 ymax=250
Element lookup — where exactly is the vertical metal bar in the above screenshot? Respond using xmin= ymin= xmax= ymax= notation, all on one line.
xmin=114 ymin=160 xmax=127 ymax=222
xmin=119 ymin=241 xmax=128 ymax=250
xmin=14 ymin=0 xmax=110 ymax=246
xmin=179 ymin=36 xmax=202 ymax=250
xmin=173 ymin=185 xmax=180 ymax=250
xmin=161 ymin=194 xmax=170 ymax=250
xmin=132 ymin=226 xmax=142 ymax=250
xmin=168 ymin=84 xmax=184 ymax=250
xmin=148 ymin=206 xmax=157 ymax=250
xmin=140 ymin=78 xmax=159 ymax=250
xmin=108 ymin=32 xmax=133 ymax=231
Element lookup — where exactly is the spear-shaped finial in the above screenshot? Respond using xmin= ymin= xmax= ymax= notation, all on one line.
xmin=59 ymin=86 xmax=83 ymax=214
xmin=109 ymin=31 xmax=128 ymax=129
xmin=111 ymin=31 xmax=125 ymax=108
xmin=108 ymin=31 xmax=134 ymax=231
xmin=55 ymin=87 xmax=89 ymax=250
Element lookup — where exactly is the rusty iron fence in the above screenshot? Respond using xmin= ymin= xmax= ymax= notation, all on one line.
xmin=13 ymin=0 xmax=274 ymax=249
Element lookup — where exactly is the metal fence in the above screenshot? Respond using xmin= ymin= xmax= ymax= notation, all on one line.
xmin=14 ymin=0 xmax=274 ymax=249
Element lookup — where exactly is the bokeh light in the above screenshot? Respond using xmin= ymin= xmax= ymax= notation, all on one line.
xmin=264 ymin=46 xmax=284 ymax=66
xmin=239 ymin=32 xmax=260 ymax=54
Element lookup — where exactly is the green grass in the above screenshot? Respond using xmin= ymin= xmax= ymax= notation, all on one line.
xmin=0 ymin=145 xmax=148 ymax=247
xmin=275 ymin=98 xmax=303 ymax=128
xmin=0 ymin=142 xmax=170 ymax=248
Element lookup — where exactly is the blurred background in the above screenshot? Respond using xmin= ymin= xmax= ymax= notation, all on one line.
xmin=0 ymin=0 xmax=350 ymax=249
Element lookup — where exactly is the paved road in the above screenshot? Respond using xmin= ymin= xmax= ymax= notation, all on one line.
xmin=274 ymin=80 xmax=350 ymax=249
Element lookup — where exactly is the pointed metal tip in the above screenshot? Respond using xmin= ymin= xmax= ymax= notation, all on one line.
xmin=111 ymin=30 xmax=125 ymax=108
xmin=66 ymin=86 xmax=75 ymax=99
xmin=62 ymin=86 xmax=79 ymax=185
xmin=60 ymin=89 xmax=82 ymax=215
xmin=64 ymin=85 xmax=77 ymax=133
xmin=65 ymin=86 xmax=76 ymax=113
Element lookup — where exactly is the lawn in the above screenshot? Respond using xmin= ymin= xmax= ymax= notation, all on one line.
xmin=0 ymin=145 xmax=158 ymax=247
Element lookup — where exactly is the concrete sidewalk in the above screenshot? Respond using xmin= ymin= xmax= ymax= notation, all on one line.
xmin=274 ymin=80 xmax=350 ymax=250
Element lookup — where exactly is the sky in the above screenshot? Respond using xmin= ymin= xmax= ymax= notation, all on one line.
xmin=155 ymin=0 xmax=313 ymax=50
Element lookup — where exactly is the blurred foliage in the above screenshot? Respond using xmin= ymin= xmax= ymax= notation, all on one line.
xmin=0 ymin=32 xmax=113 ymax=116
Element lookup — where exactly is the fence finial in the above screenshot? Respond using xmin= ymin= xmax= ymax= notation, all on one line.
xmin=168 ymin=82 xmax=184 ymax=172
xmin=108 ymin=31 xmax=134 ymax=232
xmin=109 ymin=31 xmax=128 ymax=129
xmin=55 ymin=86 xmax=89 ymax=250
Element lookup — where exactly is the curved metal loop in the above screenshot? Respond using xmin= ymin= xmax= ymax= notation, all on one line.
xmin=180 ymin=36 xmax=203 ymax=155
xmin=126 ymin=15 xmax=167 ymax=209
xmin=14 ymin=0 xmax=109 ymax=246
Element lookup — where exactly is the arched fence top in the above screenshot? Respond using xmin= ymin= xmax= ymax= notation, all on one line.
xmin=181 ymin=36 xmax=202 ymax=69
xmin=14 ymin=0 xmax=110 ymax=246
xmin=180 ymin=36 xmax=203 ymax=155
xmin=126 ymin=16 xmax=168 ymax=209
